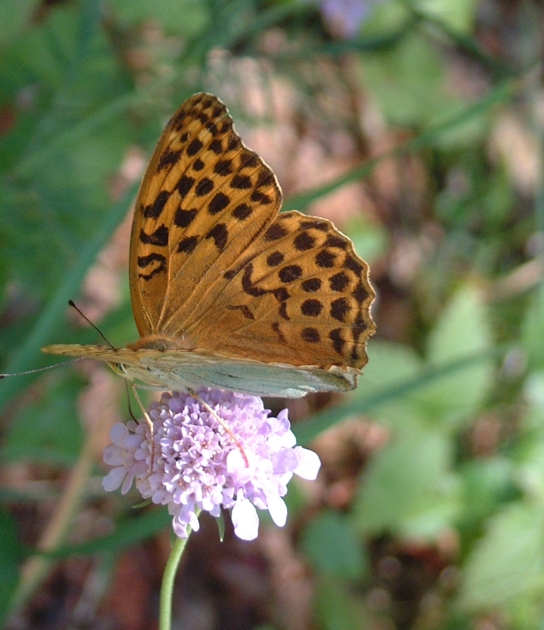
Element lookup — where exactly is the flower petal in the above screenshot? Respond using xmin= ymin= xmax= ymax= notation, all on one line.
xmin=294 ymin=446 xmax=321 ymax=480
xmin=272 ymin=448 xmax=298 ymax=475
xmin=103 ymin=444 xmax=125 ymax=466
xmin=110 ymin=422 xmax=129 ymax=446
xmin=102 ymin=467 xmax=127 ymax=492
xmin=232 ymin=499 xmax=259 ymax=540
xmin=267 ymin=495 xmax=287 ymax=527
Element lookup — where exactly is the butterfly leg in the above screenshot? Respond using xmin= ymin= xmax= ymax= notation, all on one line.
xmin=130 ymin=384 xmax=156 ymax=468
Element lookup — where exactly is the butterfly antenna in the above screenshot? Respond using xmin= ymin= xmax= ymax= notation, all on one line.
xmin=130 ymin=384 xmax=157 ymax=469
xmin=68 ymin=300 xmax=116 ymax=349
xmin=0 ymin=360 xmax=85 ymax=379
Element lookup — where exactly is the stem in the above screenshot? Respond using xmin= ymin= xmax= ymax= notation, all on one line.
xmin=158 ymin=512 xmax=199 ymax=630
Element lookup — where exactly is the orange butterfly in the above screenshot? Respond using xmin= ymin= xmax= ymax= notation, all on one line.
xmin=44 ymin=93 xmax=376 ymax=398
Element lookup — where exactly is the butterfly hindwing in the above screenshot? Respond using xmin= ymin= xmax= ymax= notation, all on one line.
xmin=42 ymin=344 xmax=357 ymax=397
xmin=187 ymin=211 xmax=375 ymax=370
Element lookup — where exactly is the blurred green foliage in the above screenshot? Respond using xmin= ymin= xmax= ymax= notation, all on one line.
xmin=1 ymin=0 xmax=543 ymax=628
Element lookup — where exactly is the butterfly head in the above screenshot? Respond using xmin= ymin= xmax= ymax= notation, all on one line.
xmin=103 ymin=351 xmax=174 ymax=390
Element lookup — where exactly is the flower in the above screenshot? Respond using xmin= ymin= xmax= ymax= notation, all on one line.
xmin=102 ymin=389 xmax=321 ymax=541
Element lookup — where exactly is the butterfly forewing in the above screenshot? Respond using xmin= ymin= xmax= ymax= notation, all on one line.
xmin=130 ymin=93 xmax=282 ymax=338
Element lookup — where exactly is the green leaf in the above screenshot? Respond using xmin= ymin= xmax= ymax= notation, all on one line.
xmin=216 ymin=511 xmax=226 ymax=542
xmin=414 ymin=0 xmax=477 ymax=32
xmin=346 ymin=219 xmax=389 ymax=264
xmin=314 ymin=574 xmax=366 ymax=630
xmin=355 ymin=340 xmax=423 ymax=423
xmin=0 ymin=0 xmax=39 ymax=49
xmin=521 ymin=285 xmax=544 ymax=371
xmin=459 ymin=501 xmax=544 ymax=611
xmin=361 ymin=30 xmax=451 ymax=128
xmin=417 ymin=284 xmax=493 ymax=428
xmin=110 ymin=0 xmax=210 ymax=36
xmin=0 ymin=3 xmax=79 ymax=91
xmin=294 ymin=339 xmax=499 ymax=445
xmin=356 ymin=289 xmax=494 ymax=432
xmin=353 ymin=422 xmax=459 ymax=537
xmin=300 ymin=511 xmax=368 ymax=580
xmin=457 ymin=457 xmax=517 ymax=531
xmin=0 ymin=507 xmax=24 ymax=624
xmin=2 ymin=373 xmax=85 ymax=465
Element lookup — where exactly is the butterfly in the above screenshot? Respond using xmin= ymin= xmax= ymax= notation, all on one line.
xmin=43 ymin=93 xmax=376 ymax=398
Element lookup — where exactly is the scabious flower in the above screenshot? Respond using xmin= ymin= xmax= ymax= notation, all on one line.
xmin=102 ymin=389 xmax=321 ymax=541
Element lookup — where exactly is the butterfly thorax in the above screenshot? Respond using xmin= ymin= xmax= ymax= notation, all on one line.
xmin=127 ymin=334 xmax=197 ymax=352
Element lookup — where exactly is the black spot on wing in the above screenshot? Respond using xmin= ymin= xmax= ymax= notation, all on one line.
xmin=206 ymin=223 xmax=228 ymax=251
xmin=329 ymin=272 xmax=349 ymax=292
xmin=301 ymin=327 xmax=320 ymax=343
xmin=302 ymin=278 xmax=321 ymax=292
xmin=195 ymin=178 xmax=214 ymax=197
xmin=293 ymin=232 xmax=315 ymax=251
xmin=301 ymin=299 xmax=323 ymax=317
xmin=137 ymin=253 xmax=167 ymax=280
xmin=330 ymin=298 xmax=350 ymax=322
xmin=208 ymin=192 xmax=230 ymax=215
xmin=279 ymin=265 xmax=303 ymax=283
xmin=174 ymin=208 xmax=197 ymax=228
xmin=264 ymin=222 xmax=288 ymax=242
xmin=143 ymin=190 xmax=169 ymax=219
xmin=316 ymin=250 xmax=336 ymax=268
xmin=140 ymin=225 xmax=169 ymax=247
xmin=178 ymin=236 xmax=199 ymax=254
xmin=186 ymin=138 xmax=203 ymax=156
xmin=157 ymin=149 xmax=181 ymax=172
xmin=267 ymin=251 xmax=284 ymax=267
xmin=177 ymin=175 xmax=195 ymax=197
xmin=232 ymin=204 xmax=253 ymax=220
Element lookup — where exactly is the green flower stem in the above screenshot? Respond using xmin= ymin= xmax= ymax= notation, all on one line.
xmin=159 ymin=510 xmax=200 ymax=630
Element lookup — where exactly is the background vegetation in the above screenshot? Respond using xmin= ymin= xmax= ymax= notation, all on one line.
xmin=1 ymin=0 xmax=543 ymax=628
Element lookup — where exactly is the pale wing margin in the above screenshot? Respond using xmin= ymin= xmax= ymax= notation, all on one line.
xmin=141 ymin=351 xmax=359 ymax=397
xmin=42 ymin=344 xmax=358 ymax=397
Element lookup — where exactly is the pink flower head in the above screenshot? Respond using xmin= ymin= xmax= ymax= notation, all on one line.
xmin=102 ymin=390 xmax=321 ymax=540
